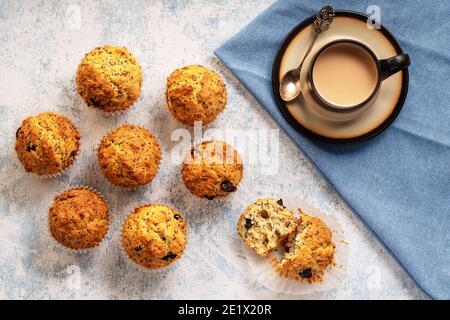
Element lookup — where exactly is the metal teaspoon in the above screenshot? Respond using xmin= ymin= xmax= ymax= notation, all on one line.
xmin=279 ymin=4 xmax=335 ymax=102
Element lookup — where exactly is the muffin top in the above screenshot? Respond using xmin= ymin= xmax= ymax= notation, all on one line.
xmin=76 ymin=45 xmax=142 ymax=112
xmin=15 ymin=111 xmax=80 ymax=176
xmin=182 ymin=141 xmax=243 ymax=199
xmin=166 ymin=64 xmax=227 ymax=126
xmin=122 ymin=204 xmax=187 ymax=269
xmin=237 ymin=198 xmax=296 ymax=257
xmin=98 ymin=125 xmax=161 ymax=188
xmin=277 ymin=214 xmax=335 ymax=283
xmin=49 ymin=188 xmax=109 ymax=249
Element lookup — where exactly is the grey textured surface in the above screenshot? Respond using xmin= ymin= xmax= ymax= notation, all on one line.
xmin=0 ymin=0 xmax=427 ymax=299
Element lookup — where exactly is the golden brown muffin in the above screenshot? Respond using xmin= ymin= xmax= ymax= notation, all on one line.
xmin=49 ymin=188 xmax=109 ymax=249
xmin=276 ymin=214 xmax=335 ymax=283
xmin=166 ymin=64 xmax=227 ymax=126
xmin=97 ymin=124 xmax=161 ymax=188
xmin=237 ymin=198 xmax=297 ymax=257
xmin=15 ymin=112 xmax=80 ymax=176
xmin=182 ymin=141 xmax=243 ymax=199
xmin=76 ymin=45 xmax=142 ymax=113
xmin=122 ymin=204 xmax=187 ymax=269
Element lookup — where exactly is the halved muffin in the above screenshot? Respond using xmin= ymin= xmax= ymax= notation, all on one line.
xmin=237 ymin=198 xmax=296 ymax=257
xmin=276 ymin=214 xmax=335 ymax=283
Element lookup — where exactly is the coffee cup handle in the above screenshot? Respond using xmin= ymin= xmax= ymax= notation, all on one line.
xmin=379 ymin=53 xmax=410 ymax=80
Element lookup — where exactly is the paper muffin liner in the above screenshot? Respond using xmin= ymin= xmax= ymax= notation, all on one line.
xmin=38 ymin=156 xmax=78 ymax=180
xmin=120 ymin=203 xmax=188 ymax=273
xmin=243 ymin=197 xmax=348 ymax=295
xmin=80 ymin=99 xmax=122 ymax=115
xmin=79 ymin=86 xmax=144 ymax=116
xmin=96 ymin=123 xmax=162 ymax=190
xmin=99 ymin=106 xmax=130 ymax=117
xmin=45 ymin=185 xmax=110 ymax=252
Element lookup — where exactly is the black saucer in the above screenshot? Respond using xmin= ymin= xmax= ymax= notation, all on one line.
xmin=272 ymin=10 xmax=409 ymax=144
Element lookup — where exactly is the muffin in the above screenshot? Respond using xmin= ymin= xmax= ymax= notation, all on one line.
xmin=97 ymin=124 xmax=161 ymax=188
xmin=15 ymin=111 xmax=80 ymax=176
xmin=182 ymin=141 xmax=243 ymax=199
xmin=76 ymin=45 xmax=142 ymax=113
xmin=49 ymin=188 xmax=109 ymax=249
xmin=166 ymin=64 xmax=227 ymax=126
xmin=277 ymin=214 xmax=335 ymax=283
xmin=237 ymin=198 xmax=297 ymax=257
xmin=122 ymin=204 xmax=187 ymax=269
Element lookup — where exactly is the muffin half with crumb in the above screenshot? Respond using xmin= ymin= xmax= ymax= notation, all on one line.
xmin=15 ymin=111 xmax=80 ymax=176
xmin=276 ymin=214 xmax=335 ymax=283
xmin=122 ymin=204 xmax=187 ymax=269
xmin=237 ymin=198 xmax=296 ymax=257
xmin=49 ymin=188 xmax=109 ymax=249
xmin=76 ymin=45 xmax=142 ymax=113
xmin=97 ymin=124 xmax=161 ymax=188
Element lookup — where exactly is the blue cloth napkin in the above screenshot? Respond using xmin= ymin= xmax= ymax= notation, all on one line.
xmin=215 ymin=0 xmax=450 ymax=299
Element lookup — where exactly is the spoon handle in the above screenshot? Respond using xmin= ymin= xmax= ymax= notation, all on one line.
xmin=296 ymin=33 xmax=319 ymax=72
xmin=296 ymin=5 xmax=334 ymax=72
